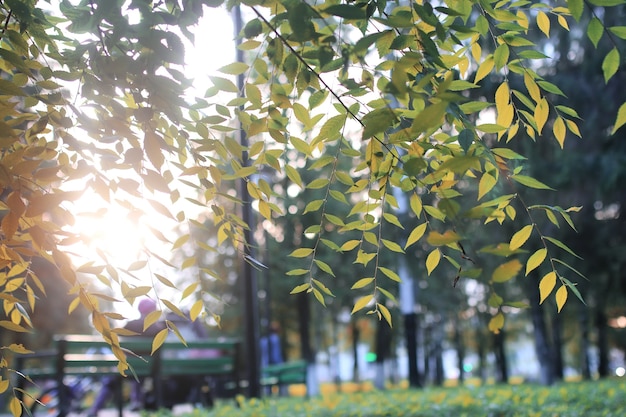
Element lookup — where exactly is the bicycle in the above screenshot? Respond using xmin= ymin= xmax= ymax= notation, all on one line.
xmin=30 ymin=375 xmax=100 ymax=416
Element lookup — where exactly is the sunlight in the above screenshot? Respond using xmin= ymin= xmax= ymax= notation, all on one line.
xmin=73 ymin=197 xmax=146 ymax=267
xmin=67 ymin=7 xmax=235 ymax=272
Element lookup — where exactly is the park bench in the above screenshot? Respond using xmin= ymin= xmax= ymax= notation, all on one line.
xmin=14 ymin=334 xmax=241 ymax=417
xmin=261 ymin=360 xmax=308 ymax=396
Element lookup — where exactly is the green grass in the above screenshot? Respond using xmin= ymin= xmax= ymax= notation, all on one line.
xmin=155 ymin=378 xmax=626 ymax=417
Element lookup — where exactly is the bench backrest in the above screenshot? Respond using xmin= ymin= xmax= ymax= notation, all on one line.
xmin=15 ymin=334 xmax=240 ymax=380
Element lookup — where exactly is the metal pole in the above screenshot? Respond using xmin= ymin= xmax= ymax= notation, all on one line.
xmin=233 ymin=5 xmax=261 ymax=398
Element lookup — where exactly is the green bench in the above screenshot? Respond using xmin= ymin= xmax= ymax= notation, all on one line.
xmin=261 ymin=360 xmax=308 ymax=396
xmin=14 ymin=334 xmax=240 ymax=416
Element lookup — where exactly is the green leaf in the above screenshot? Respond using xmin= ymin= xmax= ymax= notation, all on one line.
xmin=411 ymin=101 xmax=447 ymax=134
xmin=218 ymin=62 xmax=249 ymax=75
xmin=378 ymin=267 xmax=401 ymax=282
xmin=602 ymin=48 xmax=620 ymax=83
xmin=324 ymin=4 xmax=367 ymax=20
xmin=362 ymin=107 xmax=397 ymax=139
xmin=494 ymin=43 xmax=510 ymax=69
xmin=609 ymin=26 xmax=626 ymax=39
xmin=314 ymin=259 xmax=335 ymax=277
xmin=545 ymin=236 xmax=583 ymax=259
xmin=381 ymin=239 xmax=404 ymax=253
xmin=511 ymin=174 xmax=554 ymax=190
xmin=0 ymin=79 xmax=26 ymax=96
xmin=587 ymin=18 xmax=604 ymax=48
xmin=567 ymin=0 xmax=585 ymax=22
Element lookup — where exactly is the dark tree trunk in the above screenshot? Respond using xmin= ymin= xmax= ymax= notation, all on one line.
xmin=526 ymin=273 xmax=555 ymax=385
xmin=298 ymin=293 xmax=313 ymax=363
xmin=404 ymin=312 xmax=422 ymax=387
xmin=551 ymin=312 xmax=564 ymax=381
xmin=374 ymin=320 xmax=393 ymax=389
xmin=493 ymin=329 xmax=508 ymax=383
xmin=433 ymin=324 xmax=444 ymax=386
xmin=579 ymin=303 xmax=592 ymax=380
xmin=596 ymin=307 xmax=610 ymax=378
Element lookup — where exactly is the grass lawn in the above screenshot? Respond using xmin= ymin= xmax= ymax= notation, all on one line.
xmin=161 ymin=378 xmax=625 ymax=417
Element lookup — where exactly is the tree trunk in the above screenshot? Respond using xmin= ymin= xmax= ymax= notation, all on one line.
xmin=551 ymin=311 xmax=564 ymax=381
xmin=526 ymin=273 xmax=555 ymax=385
xmin=596 ymin=306 xmax=610 ymax=378
xmin=433 ymin=324 xmax=444 ymax=386
xmin=493 ymin=329 xmax=508 ymax=383
xmin=297 ymin=293 xmax=318 ymax=396
xmin=374 ymin=320 xmax=393 ymax=389
xmin=579 ymin=303 xmax=592 ymax=380
xmin=404 ymin=312 xmax=422 ymax=387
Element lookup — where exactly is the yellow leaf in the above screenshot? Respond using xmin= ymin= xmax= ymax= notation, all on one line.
xmin=143 ymin=310 xmax=162 ymax=332
xmin=378 ymin=303 xmax=392 ymax=327
xmin=488 ymin=312 xmax=505 ymax=334
xmin=524 ymin=72 xmax=541 ymax=103
xmin=410 ymin=193 xmax=423 ymax=218
xmin=495 ymin=82 xmax=510 ymax=112
xmin=290 ymin=283 xmax=311 ymax=294
xmin=471 ymin=41 xmax=482 ymax=63
xmin=426 ymin=248 xmax=441 ymax=276
xmin=290 ymin=248 xmax=313 ymax=258
xmin=351 ymin=277 xmax=374 ymax=289
xmin=478 ymin=172 xmax=497 ymax=200
xmin=492 ymin=259 xmax=522 ymax=283
xmin=534 ymin=98 xmax=550 ymax=134
xmin=537 ymin=11 xmax=550 ymax=37
xmin=474 ymin=55 xmax=494 ymax=84
xmin=151 ymin=328 xmax=169 ymax=354
xmin=9 ymin=396 xmax=21 ymax=417
xmin=507 ymin=121 xmax=520 ymax=142
xmin=557 ymin=14 xmax=569 ymax=30
xmin=426 ymin=230 xmax=461 ymax=246
xmin=352 ymin=294 xmax=374 ymax=314
xmin=526 ymin=248 xmax=547 ymax=276
xmin=190 ymin=300 xmax=204 ymax=321
xmin=553 ymin=116 xmax=566 ymax=148
xmin=509 ymin=224 xmax=533 ymax=251
xmin=497 ymin=103 xmax=514 ymax=133
xmin=182 ymin=282 xmax=198 ymax=300
xmin=341 ymin=239 xmax=360 ymax=251
xmin=566 ymin=119 xmax=582 ymax=137
xmin=0 ymin=378 xmax=8 ymax=394
xmin=539 ymin=271 xmax=557 ymax=304
xmin=611 ymin=102 xmax=626 ymax=135
xmin=556 ymin=285 xmax=568 ymax=312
